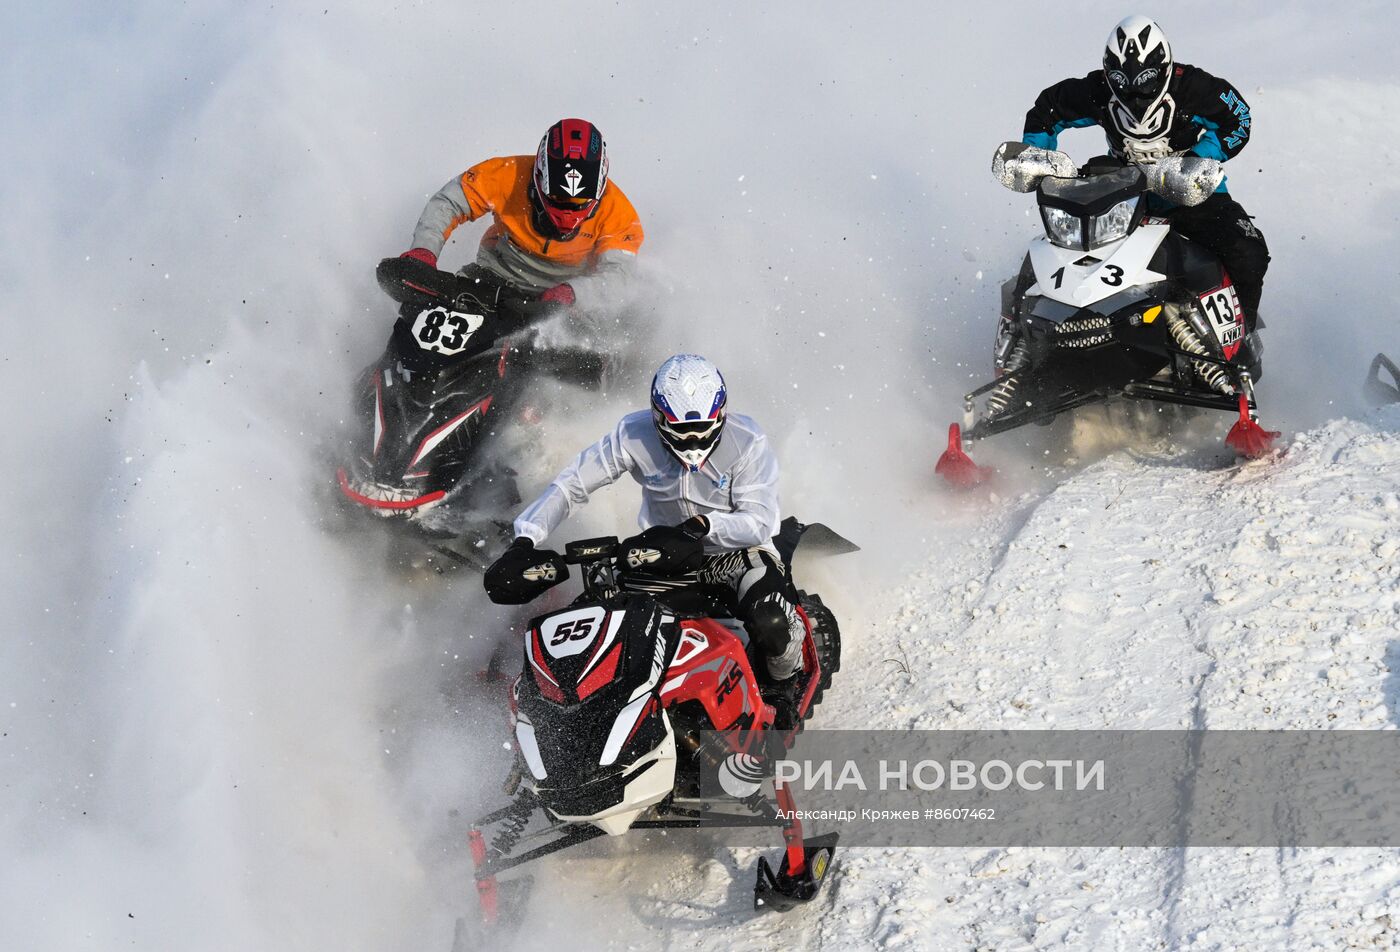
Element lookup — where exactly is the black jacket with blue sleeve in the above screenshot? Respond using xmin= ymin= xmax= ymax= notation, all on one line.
xmin=1022 ymin=64 xmax=1252 ymax=190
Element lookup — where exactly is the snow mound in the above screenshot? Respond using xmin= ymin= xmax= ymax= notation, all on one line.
xmin=783 ymin=409 xmax=1400 ymax=950
xmin=856 ymin=411 xmax=1400 ymax=734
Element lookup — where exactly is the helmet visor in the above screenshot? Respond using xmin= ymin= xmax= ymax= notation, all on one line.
xmin=653 ymin=411 xmax=724 ymax=467
xmin=1105 ymin=63 xmax=1169 ymax=114
xmin=655 ymin=416 xmax=722 ymax=443
xmin=542 ymin=192 xmax=596 ymax=210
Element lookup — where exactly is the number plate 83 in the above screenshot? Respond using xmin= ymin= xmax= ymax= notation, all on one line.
xmin=411 ymin=306 xmax=485 ymax=355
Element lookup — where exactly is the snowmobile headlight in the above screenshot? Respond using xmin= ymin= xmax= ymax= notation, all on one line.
xmin=1041 ymin=205 xmax=1083 ymax=250
xmin=1088 ymin=197 xmax=1139 ymax=248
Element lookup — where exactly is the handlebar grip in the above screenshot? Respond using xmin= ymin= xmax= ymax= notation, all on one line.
xmin=376 ymin=256 xmax=456 ymax=304
xmin=504 ymin=297 xmax=564 ymax=323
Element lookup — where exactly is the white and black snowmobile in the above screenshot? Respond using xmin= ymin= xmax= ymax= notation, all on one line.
xmin=936 ymin=142 xmax=1279 ymax=486
xmin=457 ymin=520 xmax=854 ymax=944
xmin=333 ymin=257 xmax=606 ymax=569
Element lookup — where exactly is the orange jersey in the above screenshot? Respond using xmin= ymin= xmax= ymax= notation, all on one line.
xmin=450 ymin=155 xmax=643 ymax=266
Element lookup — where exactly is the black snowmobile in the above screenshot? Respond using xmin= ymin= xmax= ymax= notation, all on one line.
xmin=937 ymin=143 xmax=1279 ymax=486
xmin=333 ymin=257 xmax=606 ymax=569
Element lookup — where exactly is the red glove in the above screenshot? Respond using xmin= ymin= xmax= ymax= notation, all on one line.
xmin=540 ymin=283 xmax=575 ymax=305
xmin=400 ymin=248 xmax=438 ymax=267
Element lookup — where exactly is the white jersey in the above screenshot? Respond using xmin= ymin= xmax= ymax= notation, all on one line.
xmin=514 ymin=411 xmax=781 ymax=553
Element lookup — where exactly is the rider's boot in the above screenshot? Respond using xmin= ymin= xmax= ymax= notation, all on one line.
xmin=746 ymin=599 xmax=804 ymax=731
xmin=1237 ymin=314 xmax=1265 ymax=382
xmin=760 ymin=675 xmax=801 ymax=732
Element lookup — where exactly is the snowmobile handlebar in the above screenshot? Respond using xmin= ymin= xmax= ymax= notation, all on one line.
xmin=495 ymin=521 xmax=857 ymax=609
xmin=991 ymin=141 xmax=1223 ymax=206
xmin=564 ymin=536 xmax=621 ymax=565
xmin=375 ymin=256 xmax=555 ymax=324
xmin=563 ymin=536 xmax=625 ymax=602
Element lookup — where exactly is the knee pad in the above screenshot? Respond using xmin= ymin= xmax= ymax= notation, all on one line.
xmin=1238 ymin=245 xmax=1270 ymax=279
xmin=745 ymin=600 xmax=792 ymax=657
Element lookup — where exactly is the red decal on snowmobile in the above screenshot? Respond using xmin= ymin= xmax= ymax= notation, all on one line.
xmin=407 ymin=396 xmax=494 ymax=471
xmin=335 ymin=468 xmax=446 ymax=510
xmin=576 ymin=611 xmax=624 ymax=676
xmin=576 ymin=642 xmax=622 ymax=700
xmin=526 ymin=628 xmax=566 ymax=703
xmin=662 ymin=619 xmax=768 ymax=738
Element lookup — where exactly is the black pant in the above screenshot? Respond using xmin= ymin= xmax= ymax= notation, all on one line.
xmin=1166 ymin=193 xmax=1270 ymax=329
xmin=623 ymin=548 xmax=805 ymax=681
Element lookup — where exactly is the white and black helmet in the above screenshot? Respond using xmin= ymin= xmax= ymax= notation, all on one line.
xmin=650 ymin=354 xmax=727 ymax=471
xmin=1103 ymin=15 xmax=1173 ymax=123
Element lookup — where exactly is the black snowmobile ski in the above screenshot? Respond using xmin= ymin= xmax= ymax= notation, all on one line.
xmin=1365 ymin=353 xmax=1400 ymax=406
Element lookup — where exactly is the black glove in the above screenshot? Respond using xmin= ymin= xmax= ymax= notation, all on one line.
xmin=616 ymin=520 xmax=707 ymax=575
xmin=483 ymin=537 xmax=569 ymax=605
xmin=679 ymin=515 xmax=710 ymax=539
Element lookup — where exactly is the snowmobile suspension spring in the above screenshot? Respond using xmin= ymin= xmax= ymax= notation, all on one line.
xmin=490 ymin=797 xmax=535 ymax=858
xmin=985 ymin=339 xmax=1029 ymax=418
xmin=1165 ymin=307 xmax=1233 ymax=396
xmin=679 ymin=732 xmax=781 ymax=821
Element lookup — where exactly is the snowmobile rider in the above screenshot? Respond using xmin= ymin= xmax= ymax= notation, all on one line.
xmin=484 ymin=354 xmax=808 ymax=726
xmin=1022 ymin=15 xmax=1269 ymax=370
xmin=398 ymin=118 xmax=644 ymax=309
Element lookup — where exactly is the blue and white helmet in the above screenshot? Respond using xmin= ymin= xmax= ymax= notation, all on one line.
xmin=650 ymin=354 xmax=727 ymax=471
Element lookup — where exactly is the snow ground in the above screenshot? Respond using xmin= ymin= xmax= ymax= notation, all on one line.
xmin=809 ymin=410 xmax=1400 ymax=951
xmin=5 ymin=2 xmax=1400 ymax=951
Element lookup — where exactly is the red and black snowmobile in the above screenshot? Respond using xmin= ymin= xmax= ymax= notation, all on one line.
xmin=460 ymin=519 xmax=853 ymax=938
xmin=936 ymin=143 xmax=1280 ymax=487
xmin=333 ymin=257 xmax=608 ymax=569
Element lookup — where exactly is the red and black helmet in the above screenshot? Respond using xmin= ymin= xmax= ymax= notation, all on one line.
xmin=531 ymin=118 xmax=609 ymax=237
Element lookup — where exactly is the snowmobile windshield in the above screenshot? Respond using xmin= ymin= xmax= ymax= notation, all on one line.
xmin=1038 ymin=166 xmax=1144 ymax=212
